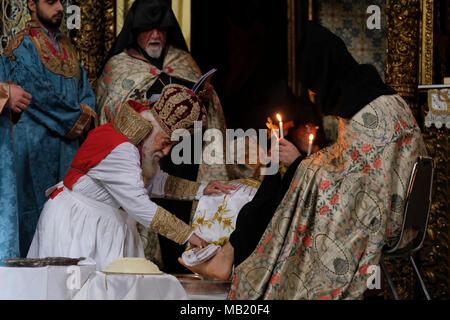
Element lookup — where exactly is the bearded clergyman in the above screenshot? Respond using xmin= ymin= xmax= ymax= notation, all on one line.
xmin=96 ymin=0 xmax=231 ymax=184
xmin=96 ymin=0 xmax=248 ymax=272
xmin=3 ymin=0 xmax=96 ymax=256
xmin=27 ymin=85 xmax=235 ymax=270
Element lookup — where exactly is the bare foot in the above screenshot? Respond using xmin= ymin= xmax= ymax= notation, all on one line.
xmin=178 ymin=242 xmax=235 ymax=281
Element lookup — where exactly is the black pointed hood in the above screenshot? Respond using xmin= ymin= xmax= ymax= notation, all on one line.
xmin=102 ymin=0 xmax=188 ymax=71
xmin=298 ymin=21 xmax=396 ymax=119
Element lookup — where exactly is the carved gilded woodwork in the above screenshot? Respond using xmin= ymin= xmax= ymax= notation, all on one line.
xmin=383 ymin=1 xmax=420 ymax=300
xmin=420 ymin=125 xmax=449 ymax=300
xmin=419 ymin=0 xmax=434 ymax=85
xmin=104 ymin=0 xmax=116 ymax=58
xmin=385 ymin=0 xmax=421 ymax=119
xmin=417 ymin=0 xmax=448 ymax=301
xmin=72 ymin=0 xmax=115 ymax=90
xmin=384 ymin=0 xmax=448 ymax=300
xmin=384 ymin=0 xmax=450 ymax=301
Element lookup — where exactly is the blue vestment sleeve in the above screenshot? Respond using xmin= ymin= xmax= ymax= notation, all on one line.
xmin=78 ymin=63 xmax=96 ymax=111
xmin=0 ymin=55 xmax=21 ymax=123
xmin=0 ymin=56 xmax=20 ymax=259
xmin=0 ymin=56 xmax=8 ymax=114
xmin=6 ymin=36 xmax=94 ymax=138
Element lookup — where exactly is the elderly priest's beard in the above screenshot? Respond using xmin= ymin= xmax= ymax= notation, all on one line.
xmin=145 ymin=43 xmax=164 ymax=59
xmin=141 ymin=130 xmax=164 ymax=181
xmin=142 ymin=149 xmax=163 ymax=181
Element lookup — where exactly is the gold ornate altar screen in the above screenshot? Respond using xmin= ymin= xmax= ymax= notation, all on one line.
xmin=287 ymin=0 xmax=448 ymax=300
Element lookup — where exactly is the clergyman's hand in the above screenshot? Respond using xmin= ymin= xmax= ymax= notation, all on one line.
xmin=7 ymin=85 xmax=32 ymax=113
xmin=279 ymin=138 xmax=301 ymax=167
xmin=203 ymin=181 xmax=238 ymax=195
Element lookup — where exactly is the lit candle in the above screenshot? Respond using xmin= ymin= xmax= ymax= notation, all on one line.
xmin=307 ymin=133 xmax=314 ymax=156
xmin=276 ymin=114 xmax=284 ymax=139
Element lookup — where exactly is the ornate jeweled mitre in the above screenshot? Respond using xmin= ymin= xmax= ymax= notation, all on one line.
xmin=151 ymin=84 xmax=207 ymax=136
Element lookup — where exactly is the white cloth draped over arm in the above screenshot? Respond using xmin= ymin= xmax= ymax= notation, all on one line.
xmin=196 ymin=184 xmax=207 ymax=200
xmin=87 ymin=142 xmax=158 ymax=228
xmin=146 ymin=169 xmax=168 ymax=198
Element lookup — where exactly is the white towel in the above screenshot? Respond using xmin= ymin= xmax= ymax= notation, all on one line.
xmin=181 ymin=244 xmax=221 ymax=267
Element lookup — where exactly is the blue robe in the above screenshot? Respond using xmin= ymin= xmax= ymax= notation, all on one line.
xmin=0 ymin=58 xmax=20 ymax=261
xmin=4 ymin=22 xmax=96 ymax=256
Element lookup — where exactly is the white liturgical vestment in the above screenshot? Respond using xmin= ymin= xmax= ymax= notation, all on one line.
xmin=27 ymin=142 xmax=205 ymax=270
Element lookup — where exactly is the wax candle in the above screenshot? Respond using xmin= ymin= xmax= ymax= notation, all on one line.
xmin=307 ymin=133 xmax=314 ymax=156
xmin=276 ymin=114 xmax=284 ymax=139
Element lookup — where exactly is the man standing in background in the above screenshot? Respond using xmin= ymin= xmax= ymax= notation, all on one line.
xmin=3 ymin=0 xmax=96 ymax=256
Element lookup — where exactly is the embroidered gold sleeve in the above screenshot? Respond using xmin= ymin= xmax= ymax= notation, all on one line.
xmin=0 ymin=83 xmax=10 ymax=114
xmin=4 ymin=30 xmax=26 ymax=61
xmin=164 ymin=175 xmax=202 ymax=200
xmin=65 ymin=104 xmax=98 ymax=139
xmin=150 ymin=206 xmax=193 ymax=245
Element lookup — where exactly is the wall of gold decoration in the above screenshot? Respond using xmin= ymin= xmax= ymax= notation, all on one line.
xmin=388 ymin=0 xmax=448 ymax=300
xmin=71 ymin=0 xmax=115 ymax=89
xmin=369 ymin=0 xmax=448 ymax=300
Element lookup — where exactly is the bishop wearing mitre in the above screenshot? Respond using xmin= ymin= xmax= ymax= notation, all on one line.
xmin=27 ymin=84 xmax=234 ymax=270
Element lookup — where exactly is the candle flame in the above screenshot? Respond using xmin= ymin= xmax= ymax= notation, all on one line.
xmin=276 ymin=114 xmax=282 ymax=122
xmin=309 ymin=134 xmax=314 ymax=143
